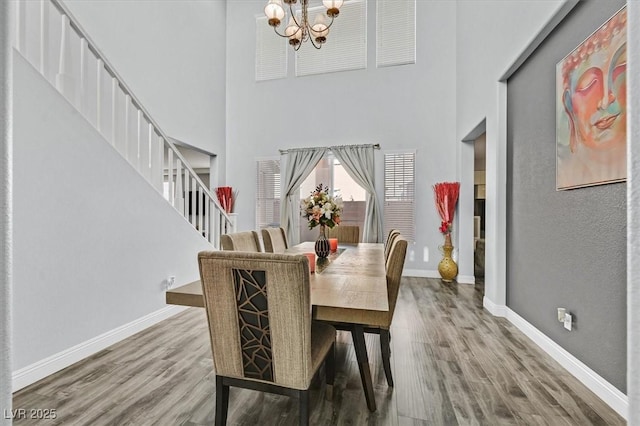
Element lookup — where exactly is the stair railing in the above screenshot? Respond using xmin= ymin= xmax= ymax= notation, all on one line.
xmin=14 ymin=0 xmax=234 ymax=247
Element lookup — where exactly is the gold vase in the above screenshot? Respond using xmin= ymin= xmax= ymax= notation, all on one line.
xmin=438 ymin=233 xmax=458 ymax=282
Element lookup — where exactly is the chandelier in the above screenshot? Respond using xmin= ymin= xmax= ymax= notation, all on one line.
xmin=264 ymin=0 xmax=344 ymax=50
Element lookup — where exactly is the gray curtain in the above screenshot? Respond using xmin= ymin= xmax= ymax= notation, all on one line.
xmin=280 ymin=148 xmax=328 ymax=245
xmin=330 ymin=145 xmax=383 ymax=243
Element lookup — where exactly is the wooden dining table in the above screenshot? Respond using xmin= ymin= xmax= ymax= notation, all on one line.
xmin=166 ymin=242 xmax=388 ymax=412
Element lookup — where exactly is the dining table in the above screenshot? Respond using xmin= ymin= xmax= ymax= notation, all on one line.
xmin=165 ymin=241 xmax=388 ymax=412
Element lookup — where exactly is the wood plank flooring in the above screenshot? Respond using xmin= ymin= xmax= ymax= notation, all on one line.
xmin=13 ymin=277 xmax=625 ymax=425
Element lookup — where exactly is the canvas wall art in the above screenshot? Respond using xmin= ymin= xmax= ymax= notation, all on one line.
xmin=556 ymin=6 xmax=627 ymax=190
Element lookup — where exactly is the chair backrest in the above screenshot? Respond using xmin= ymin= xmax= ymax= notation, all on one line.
xmin=384 ymin=229 xmax=401 ymax=261
xmin=221 ymin=231 xmax=262 ymax=252
xmin=198 ymin=251 xmax=314 ymax=389
xmin=261 ymin=227 xmax=289 ymax=253
xmin=328 ymin=225 xmax=360 ymax=244
xmin=386 ymin=236 xmax=408 ymax=322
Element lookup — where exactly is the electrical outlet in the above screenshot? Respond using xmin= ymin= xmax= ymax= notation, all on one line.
xmin=563 ymin=313 xmax=572 ymax=331
xmin=167 ymin=276 xmax=176 ymax=290
xmin=557 ymin=307 xmax=566 ymax=322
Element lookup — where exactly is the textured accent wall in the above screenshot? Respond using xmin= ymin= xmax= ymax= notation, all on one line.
xmin=507 ymin=0 xmax=627 ymax=392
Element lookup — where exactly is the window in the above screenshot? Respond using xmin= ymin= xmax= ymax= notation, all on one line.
xmin=295 ymin=0 xmax=367 ymax=77
xmin=384 ymin=152 xmax=415 ymax=242
xmin=376 ymin=0 xmax=416 ymax=68
xmin=255 ymin=16 xmax=288 ymax=81
xmin=256 ymin=159 xmax=281 ymax=229
xmin=299 ymin=154 xmax=366 ymax=242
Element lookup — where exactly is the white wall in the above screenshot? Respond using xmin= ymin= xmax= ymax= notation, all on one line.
xmin=226 ymin=0 xmax=461 ymax=275
xmin=456 ymin=0 xmax=565 ymax=303
xmin=13 ymin=54 xmax=212 ymax=373
xmin=61 ymin=0 xmax=227 ymax=181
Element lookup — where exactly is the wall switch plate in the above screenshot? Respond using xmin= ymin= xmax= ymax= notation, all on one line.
xmin=557 ymin=307 xmax=566 ymax=322
xmin=563 ymin=313 xmax=572 ymax=331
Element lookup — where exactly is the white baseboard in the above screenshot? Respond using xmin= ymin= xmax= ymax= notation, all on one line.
xmin=505 ymin=308 xmax=628 ymax=420
xmin=403 ymin=269 xmax=475 ymax=285
xmin=483 ymin=297 xmax=508 ymax=317
xmin=12 ymin=305 xmax=188 ymax=392
xmin=403 ymin=268 xmax=440 ymax=278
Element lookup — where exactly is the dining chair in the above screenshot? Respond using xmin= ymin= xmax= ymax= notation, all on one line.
xmin=384 ymin=229 xmax=401 ymax=262
xmin=220 ymin=230 xmax=261 ymax=252
xmin=261 ymin=227 xmax=289 ymax=253
xmin=198 ymin=251 xmax=336 ymax=426
xmin=328 ymin=235 xmax=407 ymax=387
xmin=327 ymin=225 xmax=360 ymax=244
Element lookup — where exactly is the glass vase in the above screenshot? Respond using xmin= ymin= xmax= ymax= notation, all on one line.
xmin=315 ymin=225 xmax=331 ymax=259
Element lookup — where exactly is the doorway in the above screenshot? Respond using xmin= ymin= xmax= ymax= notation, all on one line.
xmin=473 ymin=133 xmax=486 ymax=294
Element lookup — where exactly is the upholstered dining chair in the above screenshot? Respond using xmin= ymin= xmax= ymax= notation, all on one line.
xmin=327 ymin=225 xmax=360 ymax=244
xmin=261 ymin=227 xmax=289 ymax=253
xmin=328 ymin=235 xmax=407 ymax=387
xmin=220 ymin=230 xmax=261 ymax=252
xmin=384 ymin=229 xmax=401 ymax=262
xmin=198 ymin=251 xmax=336 ymax=426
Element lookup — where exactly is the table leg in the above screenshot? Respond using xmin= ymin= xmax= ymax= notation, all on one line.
xmin=350 ymin=324 xmax=377 ymax=412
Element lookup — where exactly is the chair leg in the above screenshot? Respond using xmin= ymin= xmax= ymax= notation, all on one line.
xmin=298 ymin=389 xmax=309 ymax=426
xmin=380 ymin=329 xmax=394 ymax=387
xmin=325 ymin=343 xmax=335 ymax=400
xmin=215 ymin=375 xmax=230 ymax=426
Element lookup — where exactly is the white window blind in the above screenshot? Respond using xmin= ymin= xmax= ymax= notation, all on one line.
xmin=376 ymin=0 xmax=416 ymax=67
xmin=256 ymin=16 xmax=288 ymax=81
xmin=384 ymin=152 xmax=415 ymax=242
xmin=256 ymin=159 xmax=282 ymax=229
xmin=295 ymin=0 xmax=367 ymax=77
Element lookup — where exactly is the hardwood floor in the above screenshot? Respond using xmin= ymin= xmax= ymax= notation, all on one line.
xmin=13 ymin=277 xmax=624 ymax=425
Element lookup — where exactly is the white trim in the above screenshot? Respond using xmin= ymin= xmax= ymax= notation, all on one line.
xmin=403 ymin=268 xmax=440 ymax=278
xmin=402 ymin=269 xmax=474 ymax=285
xmin=12 ymin=305 xmax=187 ymax=392
xmin=482 ymin=297 xmax=507 ymax=317
xmin=505 ymin=308 xmax=628 ymax=420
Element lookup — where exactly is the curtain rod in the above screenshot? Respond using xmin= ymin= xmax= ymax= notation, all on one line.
xmin=278 ymin=143 xmax=380 ymax=155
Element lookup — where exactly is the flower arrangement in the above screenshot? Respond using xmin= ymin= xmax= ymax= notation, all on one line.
xmin=433 ymin=182 xmax=460 ymax=236
xmin=215 ymin=186 xmax=238 ymax=214
xmin=301 ymin=184 xmax=343 ymax=229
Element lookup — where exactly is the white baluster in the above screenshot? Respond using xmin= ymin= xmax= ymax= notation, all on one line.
xmin=16 ymin=0 xmax=26 ymax=54
xmin=148 ymin=123 xmax=153 ymax=169
xmin=183 ymin=167 xmax=189 ymax=218
xmin=111 ymin=78 xmax=117 ymax=146
xmin=136 ymin=110 xmax=142 ymax=171
xmin=191 ymin=177 xmax=196 ymax=227
xmin=168 ymin=149 xmax=174 ymax=205
xmin=124 ymin=94 xmax=130 ymax=160
xmin=40 ymin=0 xmax=49 ymax=77
xmin=96 ymin=59 xmax=102 ymax=131
xmin=204 ymin=195 xmax=210 ymax=241
xmin=175 ymin=160 xmax=182 ymax=212
xmin=79 ymin=38 xmax=87 ymax=113
xmin=155 ymin=134 xmax=164 ymax=193
xmin=197 ymin=185 xmax=203 ymax=233
xmin=56 ymin=15 xmax=76 ymax=104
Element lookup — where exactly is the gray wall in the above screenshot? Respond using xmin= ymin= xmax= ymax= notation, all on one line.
xmin=507 ymin=0 xmax=626 ymax=392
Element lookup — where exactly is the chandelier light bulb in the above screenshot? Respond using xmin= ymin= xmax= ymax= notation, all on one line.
xmin=264 ymin=0 xmax=285 ymax=27
xmin=323 ymin=0 xmax=343 ymax=17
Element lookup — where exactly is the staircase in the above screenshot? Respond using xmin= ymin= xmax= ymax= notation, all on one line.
xmin=14 ymin=0 xmax=233 ymax=248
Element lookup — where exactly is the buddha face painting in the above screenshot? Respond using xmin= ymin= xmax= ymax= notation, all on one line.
xmin=556 ymin=7 xmax=627 ymax=190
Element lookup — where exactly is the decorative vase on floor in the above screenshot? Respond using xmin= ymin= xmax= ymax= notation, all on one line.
xmin=438 ymin=233 xmax=458 ymax=282
xmin=315 ymin=225 xmax=331 ymax=259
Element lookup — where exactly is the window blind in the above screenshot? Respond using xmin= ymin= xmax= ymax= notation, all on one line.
xmin=256 ymin=159 xmax=282 ymax=229
xmin=256 ymin=16 xmax=288 ymax=81
xmin=376 ymin=0 xmax=416 ymax=67
xmin=295 ymin=0 xmax=367 ymax=77
xmin=384 ymin=152 xmax=415 ymax=242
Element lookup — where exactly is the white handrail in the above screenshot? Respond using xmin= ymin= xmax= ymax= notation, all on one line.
xmin=15 ymin=0 xmax=234 ymax=246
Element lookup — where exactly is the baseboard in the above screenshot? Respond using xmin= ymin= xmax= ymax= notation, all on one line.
xmin=505 ymin=308 xmax=628 ymax=420
xmin=483 ymin=297 xmax=508 ymax=317
xmin=12 ymin=305 xmax=188 ymax=392
xmin=403 ymin=269 xmax=475 ymax=285
xmin=403 ymin=269 xmax=440 ymax=278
